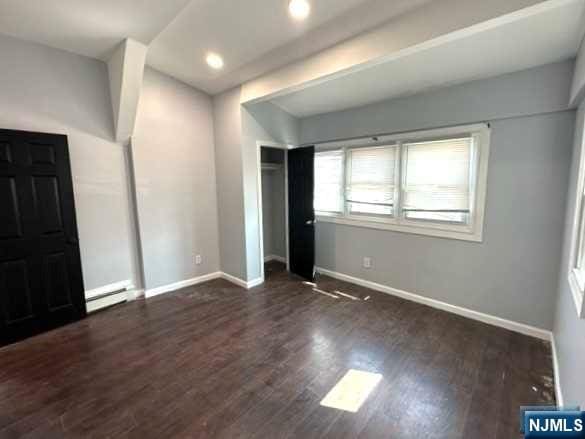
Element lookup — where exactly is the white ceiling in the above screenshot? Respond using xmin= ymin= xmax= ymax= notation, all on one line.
xmin=0 ymin=0 xmax=192 ymax=59
xmin=0 ymin=0 xmax=436 ymax=95
xmin=0 ymin=0 xmax=583 ymax=102
xmin=271 ymin=0 xmax=585 ymax=117
xmin=147 ymin=0 xmax=434 ymax=94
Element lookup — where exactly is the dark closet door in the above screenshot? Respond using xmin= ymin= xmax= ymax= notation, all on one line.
xmin=288 ymin=146 xmax=315 ymax=280
xmin=0 ymin=129 xmax=86 ymax=347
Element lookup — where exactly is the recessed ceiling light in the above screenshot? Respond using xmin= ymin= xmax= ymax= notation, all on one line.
xmin=289 ymin=0 xmax=310 ymax=20
xmin=206 ymin=52 xmax=224 ymax=70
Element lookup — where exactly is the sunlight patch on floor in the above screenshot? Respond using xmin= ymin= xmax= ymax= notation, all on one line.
xmin=320 ymin=369 xmax=383 ymax=413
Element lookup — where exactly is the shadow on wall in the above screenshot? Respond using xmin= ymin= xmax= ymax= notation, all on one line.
xmin=246 ymin=101 xmax=300 ymax=146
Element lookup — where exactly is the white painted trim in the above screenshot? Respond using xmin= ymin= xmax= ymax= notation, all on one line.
xmin=144 ymin=272 xmax=222 ymax=298
xmin=86 ymin=291 xmax=128 ymax=313
xmin=566 ymin=104 xmax=585 ymax=318
xmin=284 ymin=150 xmax=291 ymax=271
xmin=316 ymin=267 xmax=552 ymax=341
xmin=247 ymin=277 xmax=264 ymax=288
xmin=257 ymin=140 xmax=298 ymax=150
xmin=220 ymin=272 xmax=264 ymax=289
xmin=264 ymin=254 xmax=287 ymax=263
xmin=126 ymin=289 xmax=145 ymax=301
xmin=256 ymin=142 xmax=266 ymax=285
xmin=85 ymin=280 xmax=133 ymax=300
xmin=568 ymin=269 xmax=585 ymax=318
xmin=221 ymin=272 xmax=248 ymax=288
xmin=551 ymin=334 xmax=565 ymax=406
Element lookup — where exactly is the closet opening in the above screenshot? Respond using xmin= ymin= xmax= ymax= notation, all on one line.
xmin=260 ymin=146 xmax=289 ymax=280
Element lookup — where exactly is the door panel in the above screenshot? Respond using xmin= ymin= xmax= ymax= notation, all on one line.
xmin=0 ymin=141 xmax=12 ymax=164
xmin=0 ymin=177 xmax=22 ymax=238
xmin=30 ymin=143 xmax=56 ymax=165
xmin=33 ymin=176 xmax=64 ymax=234
xmin=1 ymin=259 xmax=34 ymax=323
xmin=0 ymin=128 xmax=86 ymax=347
xmin=288 ymin=146 xmax=315 ymax=280
xmin=44 ymin=252 xmax=73 ymax=310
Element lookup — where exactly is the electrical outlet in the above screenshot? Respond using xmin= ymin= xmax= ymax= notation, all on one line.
xmin=195 ymin=254 xmax=202 ymax=265
xmin=363 ymin=257 xmax=372 ymax=269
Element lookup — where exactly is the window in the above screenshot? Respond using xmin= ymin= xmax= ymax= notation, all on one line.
xmin=568 ymin=116 xmax=585 ymax=318
xmin=346 ymin=146 xmax=396 ymax=217
xmin=313 ymin=124 xmax=490 ymax=242
xmin=402 ymin=138 xmax=471 ymax=224
xmin=314 ymin=150 xmax=344 ymax=213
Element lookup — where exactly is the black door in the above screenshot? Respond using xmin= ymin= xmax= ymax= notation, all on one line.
xmin=288 ymin=146 xmax=315 ymax=280
xmin=0 ymin=129 xmax=86 ymax=347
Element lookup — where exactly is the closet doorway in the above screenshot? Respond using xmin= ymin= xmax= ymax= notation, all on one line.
xmin=259 ymin=145 xmax=289 ymax=280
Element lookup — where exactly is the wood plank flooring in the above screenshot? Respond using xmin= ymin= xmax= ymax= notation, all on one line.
xmin=0 ymin=261 xmax=555 ymax=438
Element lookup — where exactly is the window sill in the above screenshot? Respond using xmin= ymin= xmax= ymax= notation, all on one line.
xmin=568 ymin=269 xmax=585 ymax=318
xmin=316 ymin=214 xmax=483 ymax=242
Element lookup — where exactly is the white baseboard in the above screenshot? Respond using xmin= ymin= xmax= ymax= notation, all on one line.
xmin=221 ymin=272 xmax=264 ymax=289
xmin=220 ymin=272 xmax=247 ymax=288
xmin=145 ymin=272 xmax=222 ymax=298
xmin=264 ymin=254 xmax=286 ymax=263
xmin=85 ymin=280 xmax=133 ymax=300
xmin=551 ymin=335 xmax=564 ymax=406
xmin=126 ymin=289 xmax=145 ymax=301
xmin=316 ymin=267 xmax=552 ymax=341
xmin=144 ymin=271 xmax=265 ymax=298
xmin=247 ymin=277 xmax=264 ymax=288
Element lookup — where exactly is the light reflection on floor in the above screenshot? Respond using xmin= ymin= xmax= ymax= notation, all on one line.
xmin=320 ymin=369 xmax=383 ymax=413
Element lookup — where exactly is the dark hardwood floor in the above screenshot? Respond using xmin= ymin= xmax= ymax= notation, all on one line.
xmin=0 ymin=261 xmax=555 ymax=438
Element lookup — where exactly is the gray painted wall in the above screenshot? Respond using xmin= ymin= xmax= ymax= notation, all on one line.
xmin=270 ymin=167 xmax=287 ymax=259
xmin=240 ymin=102 xmax=300 ymax=281
xmin=261 ymin=170 xmax=273 ymax=256
xmin=0 ymin=33 xmax=135 ymax=292
xmin=553 ymin=101 xmax=585 ymax=406
xmin=301 ymin=61 xmax=575 ymax=329
xmin=133 ymin=68 xmax=220 ymax=290
xmin=301 ymin=60 xmax=574 ymax=144
xmin=571 ymin=39 xmax=585 ymax=106
xmin=213 ymin=87 xmax=248 ymax=280
xmin=261 ymin=167 xmax=286 ymax=259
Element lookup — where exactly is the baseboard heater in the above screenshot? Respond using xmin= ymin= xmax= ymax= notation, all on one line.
xmin=85 ymin=281 xmax=134 ymax=313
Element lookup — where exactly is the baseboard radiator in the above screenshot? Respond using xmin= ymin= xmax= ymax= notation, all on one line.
xmin=85 ymin=281 xmax=134 ymax=313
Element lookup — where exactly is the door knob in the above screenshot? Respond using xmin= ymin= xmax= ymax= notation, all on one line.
xmin=305 ymin=220 xmax=315 ymax=225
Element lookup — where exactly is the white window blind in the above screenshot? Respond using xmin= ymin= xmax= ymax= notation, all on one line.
xmin=314 ymin=150 xmax=344 ymax=213
xmin=347 ymin=146 xmax=396 ymax=216
xmin=403 ymin=138 xmax=472 ymax=223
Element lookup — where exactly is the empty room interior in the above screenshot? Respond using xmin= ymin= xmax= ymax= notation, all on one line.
xmin=1 ymin=0 xmax=585 ymax=437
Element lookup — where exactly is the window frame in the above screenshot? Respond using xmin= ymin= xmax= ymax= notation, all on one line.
xmin=567 ymin=116 xmax=585 ymax=318
xmin=314 ymin=124 xmax=490 ymax=243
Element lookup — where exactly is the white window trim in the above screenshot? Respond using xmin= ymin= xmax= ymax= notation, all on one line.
xmin=315 ymin=124 xmax=490 ymax=243
xmin=567 ymin=127 xmax=585 ymax=318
